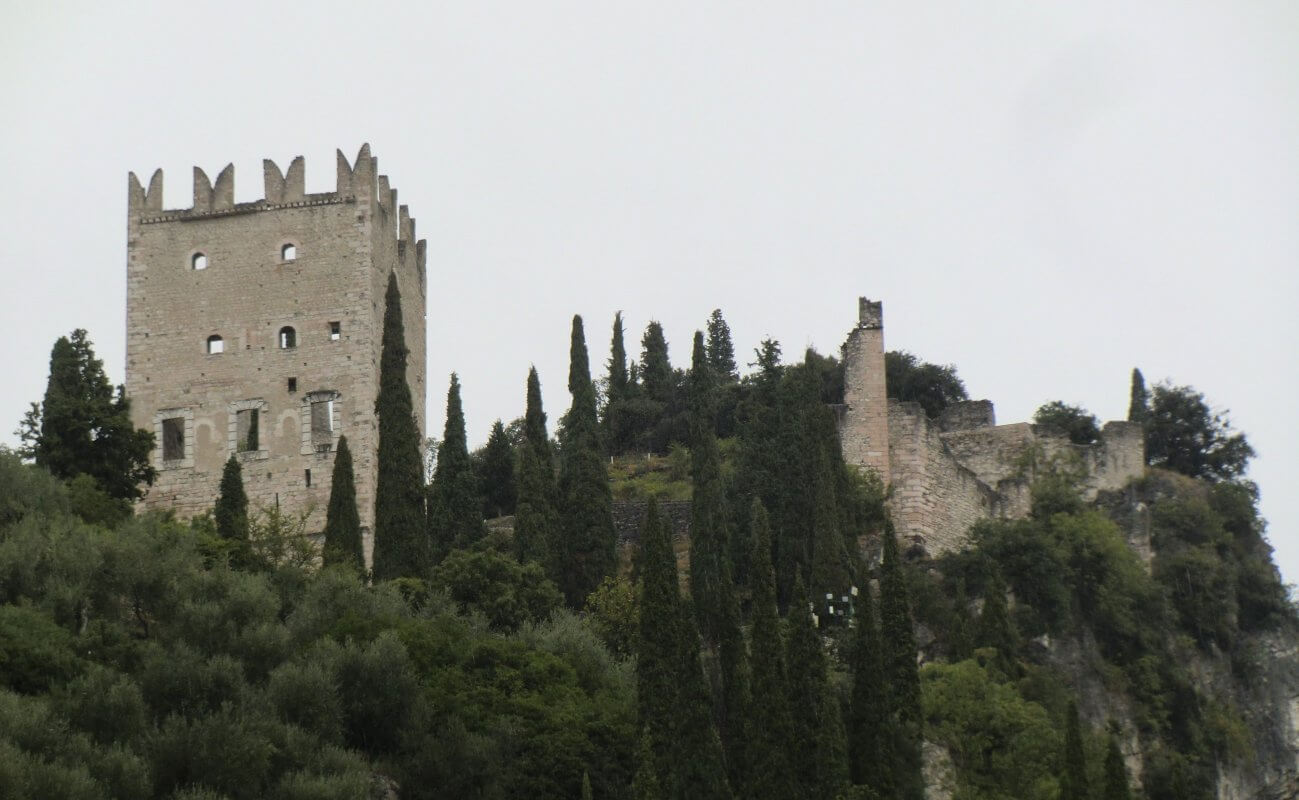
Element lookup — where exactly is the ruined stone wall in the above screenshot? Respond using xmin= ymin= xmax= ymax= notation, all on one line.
xmin=839 ymin=298 xmax=889 ymax=481
xmin=125 ymin=145 xmax=426 ymax=568
xmin=886 ymin=400 xmax=1001 ymax=555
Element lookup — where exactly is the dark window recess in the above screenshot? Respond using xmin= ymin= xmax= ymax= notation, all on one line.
xmin=329 ymin=321 xmax=341 ymax=341
xmin=279 ymin=326 xmax=296 ymax=349
xmin=287 ymin=377 xmax=297 ymax=393
xmin=304 ymin=469 xmax=311 ymax=487
xmin=162 ymin=417 xmax=184 ymax=460
xmin=236 ymin=408 xmax=260 ymax=452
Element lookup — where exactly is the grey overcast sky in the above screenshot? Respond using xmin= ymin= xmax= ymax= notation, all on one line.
xmin=2 ymin=2 xmax=1296 ymax=579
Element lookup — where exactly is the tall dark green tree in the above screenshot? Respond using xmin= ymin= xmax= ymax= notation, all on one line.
xmin=19 ymin=329 xmax=155 ymax=501
xmin=808 ymin=444 xmax=851 ymax=601
xmin=849 ymin=572 xmax=888 ymax=794
xmin=1061 ymin=701 xmax=1089 ymax=800
xmin=557 ymin=315 xmax=617 ymax=606
xmin=976 ymin=568 xmax=1020 ymax=678
xmin=428 ymin=373 xmax=484 ymax=559
xmin=1146 ymin=382 xmax=1253 ymax=482
xmin=637 ymin=499 xmax=732 ymax=800
xmin=640 ymin=322 xmax=674 ymax=407
xmin=322 ymin=435 xmax=363 ymax=571
xmin=371 ymin=272 xmax=428 ymax=582
xmin=603 ymin=311 xmax=633 ymax=455
xmin=1128 ymin=368 xmax=1149 ymax=428
xmin=786 ymin=575 xmax=849 ymax=800
xmin=214 ymin=454 xmax=249 ymax=565
xmin=687 ymin=331 xmax=729 ymax=645
xmin=515 ymin=367 xmax=559 ymax=567
xmin=744 ymin=501 xmax=798 ymax=800
xmin=705 ymin=309 xmax=737 ymax=381
xmin=880 ymin=522 xmax=924 ymax=800
xmin=1103 ymin=732 xmax=1132 ymax=800
xmin=478 ymin=419 xmax=516 ymax=519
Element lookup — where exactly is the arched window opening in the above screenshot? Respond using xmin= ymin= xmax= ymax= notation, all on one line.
xmin=279 ymin=326 xmax=296 ymax=349
xmin=206 ymin=335 xmax=224 ymax=354
xmin=281 ymin=243 xmax=296 ymax=261
xmin=192 ymin=253 xmax=208 ymax=270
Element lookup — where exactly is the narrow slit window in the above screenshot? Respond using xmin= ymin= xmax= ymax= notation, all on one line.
xmin=236 ymin=408 xmax=260 ymax=452
xmin=279 ymin=326 xmax=296 ymax=349
xmin=281 ymin=243 xmax=296 ymax=261
xmin=287 ymin=377 xmax=297 ymax=393
xmin=304 ymin=468 xmax=311 ymax=487
xmin=329 ymin=321 xmax=341 ymax=341
xmin=192 ymin=253 xmax=207 ymax=270
xmin=162 ymin=417 xmax=184 ymax=460
xmin=206 ymin=335 xmax=224 ymax=354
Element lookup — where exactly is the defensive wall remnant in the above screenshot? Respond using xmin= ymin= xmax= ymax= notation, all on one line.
xmin=125 ymin=145 xmax=427 ymax=568
xmin=838 ymin=297 xmax=1145 ymax=555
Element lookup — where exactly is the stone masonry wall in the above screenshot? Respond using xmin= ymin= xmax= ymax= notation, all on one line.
xmin=839 ymin=298 xmax=889 ymax=481
xmin=886 ymin=400 xmax=1001 ymax=555
xmin=126 ymin=145 xmax=426 ymax=569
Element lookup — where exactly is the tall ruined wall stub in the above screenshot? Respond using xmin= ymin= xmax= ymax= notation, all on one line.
xmin=126 ymin=145 xmax=427 ymax=569
xmin=840 ymin=297 xmax=890 ymax=481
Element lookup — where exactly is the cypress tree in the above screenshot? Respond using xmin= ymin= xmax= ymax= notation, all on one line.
xmin=716 ymin=561 xmax=750 ymax=792
xmin=479 ymin=419 xmax=517 ymax=519
xmin=640 ymin=322 xmax=673 ymax=407
xmin=947 ymin=578 xmax=975 ymax=662
xmin=22 ymin=329 xmax=156 ymax=500
xmin=745 ymin=501 xmax=797 ymax=800
xmin=515 ymin=367 xmax=560 ymax=567
xmin=604 ymin=311 xmax=632 ymax=455
xmin=581 ymin=771 xmax=593 ymax=800
xmin=322 ymin=435 xmax=363 ymax=571
xmin=808 ymin=443 xmax=851 ymax=603
xmin=671 ymin=598 xmax=734 ymax=800
xmin=372 ymin=272 xmax=428 ymax=582
xmin=631 ymin=729 xmax=665 ymax=800
xmin=214 ymin=454 xmax=250 ymax=566
xmin=976 ymin=568 xmax=1020 ymax=678
xmin=687 ymin=331 xmax=729 ymax=645
xmin=557 ymin=315 xmax=617 ymax=606
xmin=427 ymin=373 xmax=483 ymax=559
xmin=848 ymin=572 xmax=888 ymax=794
xmin=1128 ymin=367 xmax=1149 ymax=427
xmin=705 ymin=309 xmax=737 ymax=381
xmin=787 ymin=574 xmax=850 ymax=800
xmin=880 ymin=521 xmax=924 ymax=800
xmin=1103 ymin=732 xmax=1132 ymax=800
xmin=1061 ymin=701 xmax=1089 ymax=800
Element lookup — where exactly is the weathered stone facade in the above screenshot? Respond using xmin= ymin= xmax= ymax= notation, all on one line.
xmin=125 ymin=145 xmax=426 ymax=568
xmin=838 ymin=297 xmax=1145 ymax=555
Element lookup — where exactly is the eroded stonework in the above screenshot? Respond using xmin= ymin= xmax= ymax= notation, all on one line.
xmin=839 ymin=297 xmax=1145 ymax=555
xmin=126 ymin=145 xmax=427 ymax=568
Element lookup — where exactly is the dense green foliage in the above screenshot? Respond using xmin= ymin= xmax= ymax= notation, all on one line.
xmin=556 ymin=316 xmax=617 ymax=606
xmin=372 ymin=273 xmax=428 ymax=581
xmin=1033 ymin=401 xmax=1101 ymax=445
xmin=18 ymin=329 xmax=156 ymax=503
xmin=427 ymin=373 xmax=484 ymax=559
xmin=478 ymin=419 xmax=516 ymax=519
xmin=213 ymin=454 xmax=250 ymax=566
xmin=883 ymin=350 xmax=968 ymax=418
xmin=321 ymin=436 xmax=363 ymax=571
xmin=687 ymin=331 xmax=729 ymax=646
xmin=1144 ymin=382 xmax=1254 ymax=482
xmin=515 ymin=367 xmax=560 ymax=568
xmin=1128 ymin=368 xmax=1148 ymax=426
xmin=880 ymin=523 xmax=924 ymax=800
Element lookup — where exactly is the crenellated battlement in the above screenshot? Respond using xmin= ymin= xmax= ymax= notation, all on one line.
xmin=128 ymin=143 xmax=418 ymax=255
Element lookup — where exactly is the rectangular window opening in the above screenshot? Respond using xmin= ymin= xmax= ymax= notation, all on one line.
xmin=304 ymin=468 xmax=312 ymax=487
xmin=236 ymin=408 xmax=260 ymax=452
xmin=329 ymin=321 xmax=341 ymax=341
xmin=311 ymin=397 xmax=334 ymax=451
xmin=162 ymin=417 xmax=184 ymax=460
xmin=287 ymin=377 xmax=297 ymax=393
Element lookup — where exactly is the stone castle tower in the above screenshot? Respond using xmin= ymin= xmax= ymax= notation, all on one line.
xmin=125 ymin=144 xmax=426 ymax=566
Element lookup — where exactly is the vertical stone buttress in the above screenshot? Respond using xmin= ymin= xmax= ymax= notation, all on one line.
xmin=841 ymin=297 xmax=889 ymax=482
